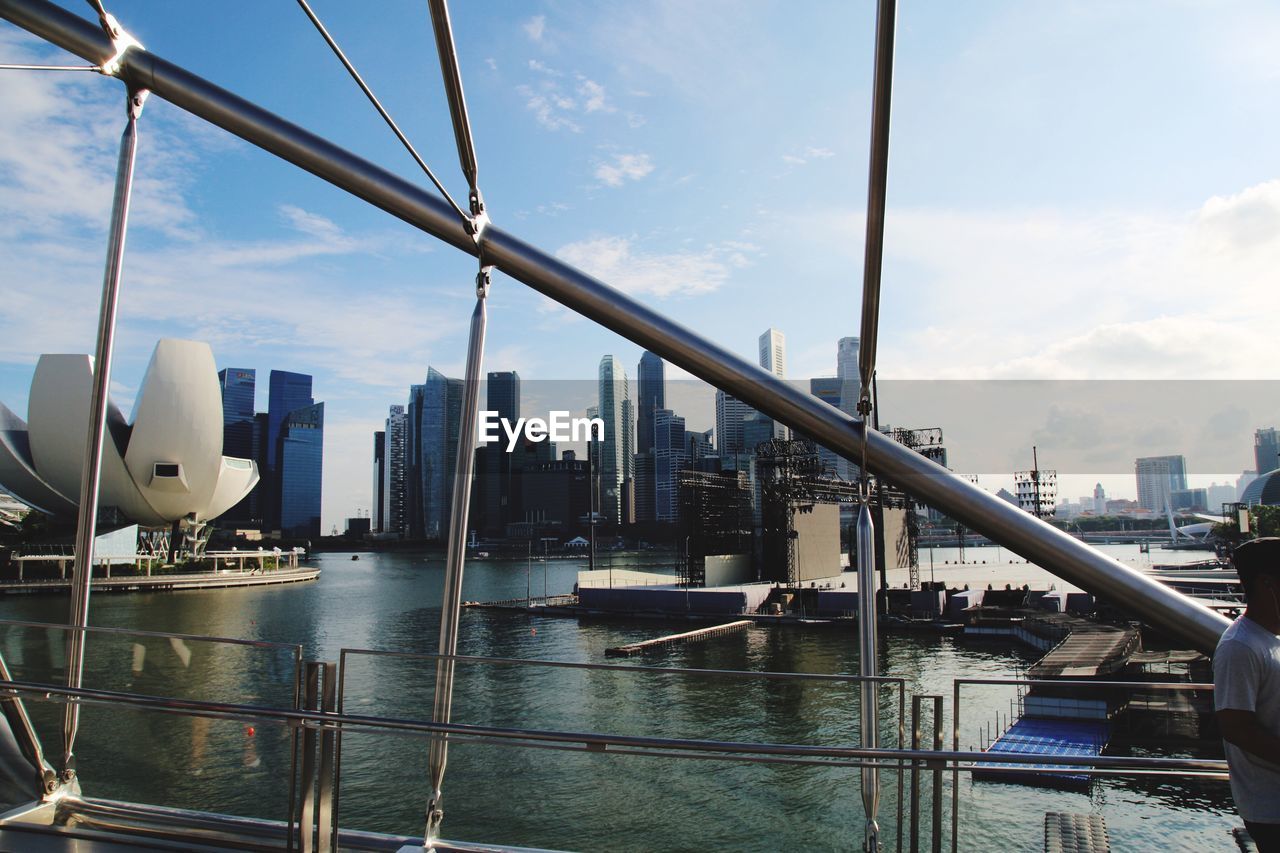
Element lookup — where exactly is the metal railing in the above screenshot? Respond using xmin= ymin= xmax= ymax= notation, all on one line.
xmin=0 ymin=623 xmax=1232 ymax=851
xmin=950 ymin=675 xmax=1222 ymax=853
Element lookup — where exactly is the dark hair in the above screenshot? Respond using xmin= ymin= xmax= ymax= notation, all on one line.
xmin=1233 ymin=538 xmax=1280 ymax=600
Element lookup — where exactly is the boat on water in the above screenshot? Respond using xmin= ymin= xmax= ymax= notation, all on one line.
xmin=0 ymin=0 xmax=1250 ymax=850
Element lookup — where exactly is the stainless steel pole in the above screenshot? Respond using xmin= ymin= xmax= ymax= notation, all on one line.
xmin=425 ymin=273 xmax=488 ymax=846
xmin=857 ymin=503 xmax=880 ymax=851
xmin=0 ymin=0 xmax=1231 ymax=654
xmin=426 ymin=0 xmax=482 ymax=216
xmin=61 ymin=83 xmax=147 ymax=779
xmin=857 ymin=0 xmax=897 ymax=402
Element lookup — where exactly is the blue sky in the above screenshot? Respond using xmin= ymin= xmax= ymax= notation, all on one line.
xmin=1 ymin=1 xmax=1278 ymax=529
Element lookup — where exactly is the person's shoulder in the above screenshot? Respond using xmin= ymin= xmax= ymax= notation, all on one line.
xmin=1217 ymin=618 xmax=1277 ymax=661
xmin=1216 ymin=619 xmax=1260 ymax=659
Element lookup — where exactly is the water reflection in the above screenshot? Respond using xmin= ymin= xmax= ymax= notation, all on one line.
xmin=0 ymin=551 xmax=1239 ymax=850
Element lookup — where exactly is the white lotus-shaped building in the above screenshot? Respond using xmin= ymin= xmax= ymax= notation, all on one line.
xmin=0 ymin=339 xmax=258 ymax=526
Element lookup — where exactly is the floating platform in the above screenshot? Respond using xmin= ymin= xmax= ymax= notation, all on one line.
xmin=1044 ymin=812 xmax=1110 ymax=852
xmin=605 ymin=620 xmax=752 ymax=657
xmin=975 ymin=718 xmax=1109 ymax=789
xmin=1028 ymin=626 xmax=1141 ymax=679
xmin=0 ymin=567 xmax=320 ymax=595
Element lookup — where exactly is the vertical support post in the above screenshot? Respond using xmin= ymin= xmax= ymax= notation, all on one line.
xmin=909 ymin=695 xmax=922 ymax=853
xmin=930 ymin=695 xmax=943 ymax=853
xmin=0 ymin=652 xmax=56 ymax=797
xmin=61 ymin=84 xmax=148 ymax=779
xmin=425 ymin=272 xmax=489 ymax=846
xmin=950 ymin=682 xmax=961 ymax=853
xmin=857 ymin=502 xmax=880 ymax=851
xmin=296 ymin=661 xmax=321 ymax=853
xmin=317 ymin=661 xmax=337 ymax=853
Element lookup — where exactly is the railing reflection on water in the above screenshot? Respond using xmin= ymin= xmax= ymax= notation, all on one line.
xmin=0 ymin=618 xmax=304 ymax=836
xmin=0 ymin=623 xmax=1232 ymax=852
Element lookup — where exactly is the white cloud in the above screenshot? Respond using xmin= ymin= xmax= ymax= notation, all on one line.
xmin=528 ymin=59 xmax=561 ymax=77
xmin=594 ymin=153 xmax=654 ymax=187
xmin=781 ymin=146 xmax=835 ymax=167
xmin=577 ymin=78 xmax=610 ymax=113
xmin=279 ymin=205 xmax=347 ymax=243
xmin=523 ymin=15 xmax=546 ymax=42
xmin=555 ymin=236 xmax=757 ymax=297
xmin=516 ymin=83 xmax=581 ymax=132
xmin=518 ymin=66 xmax=626 ymax=132
xmin=792 ymin=178 xmax=1280 ymax=380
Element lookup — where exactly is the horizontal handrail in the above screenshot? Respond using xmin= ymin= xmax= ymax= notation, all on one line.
xmin=339 ymin=646 xmax=908 ymax=685
xmin=0 ymin=678 xmax=1226 ymax=775
xmin=0 ymin=618 xmax=303 ymax=653
xmin=956 ymin=677 xmax=1212 ymax=691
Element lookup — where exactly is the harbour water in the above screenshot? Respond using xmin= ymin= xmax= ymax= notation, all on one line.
xmin=0 ymin=546 xmax=1238 ymax=851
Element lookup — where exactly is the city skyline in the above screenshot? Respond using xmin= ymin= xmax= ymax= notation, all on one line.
xmin=2 ymin=3 xmax=1279 ymax=531
xmin=361 ymin=339 xmax=1277 ymax=537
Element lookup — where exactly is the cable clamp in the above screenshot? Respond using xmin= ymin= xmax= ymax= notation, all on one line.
xmin=126 ymin=86 xmax=150 ymax=120
xmin=97 ymin=13 xmax=144 ymax=77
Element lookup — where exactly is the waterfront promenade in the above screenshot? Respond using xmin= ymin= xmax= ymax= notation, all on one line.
xmin=0 ymin=549 xmax=319 ymax=595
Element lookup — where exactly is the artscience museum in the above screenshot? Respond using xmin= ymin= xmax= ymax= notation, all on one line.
xmin=0 ymin=339 xmax=259 ymax=530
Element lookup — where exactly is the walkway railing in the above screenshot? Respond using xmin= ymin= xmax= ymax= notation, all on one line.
xmin=0 ymin=619 xmax=1231 ymax=852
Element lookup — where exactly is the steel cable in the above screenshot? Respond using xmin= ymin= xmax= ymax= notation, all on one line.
xmin=294 ymin=0 xmax=470 ymax=228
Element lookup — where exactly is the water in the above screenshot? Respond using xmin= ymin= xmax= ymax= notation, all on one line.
xmin=0 ymin=546 xmax=1238 ymax=851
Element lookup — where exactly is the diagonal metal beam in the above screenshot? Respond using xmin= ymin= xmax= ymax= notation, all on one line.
xmin=0 ymin=0 xmax=1231 ymax=655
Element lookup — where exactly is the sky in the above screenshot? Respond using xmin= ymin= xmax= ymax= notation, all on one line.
xmin=1 ymin=1 xmax=1278 ymax=531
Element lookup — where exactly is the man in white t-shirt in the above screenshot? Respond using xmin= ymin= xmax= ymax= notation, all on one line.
xmin=1215 ymin=537 xmax=1280 ymax=851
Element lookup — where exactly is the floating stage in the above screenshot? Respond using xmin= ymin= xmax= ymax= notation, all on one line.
xmin=975 ymin=717 xmax=1110 ymax=789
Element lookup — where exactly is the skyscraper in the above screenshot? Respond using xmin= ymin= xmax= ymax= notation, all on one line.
xmin=1256 ymin=427 xmax=1279 ymax=475
xmin=598 ymin=356 xmax=633 ymax=524
xmin=405 ymin=383 xmax=427 ymax=537
xmin=372 ymin=431 xmax=385 ymax=533
xmin=809 ymin=376 xmax=841 ymax=477
xmin=637 ymin=351 xmax=665 ymax=456
xmin=403 ymin=369 xmax=464 ymax=539
xmin=266 ymin=370 xmax=316 ymax=531
xmin=759 ymin=328 xmax=786 ymax=378
xmin=267 ymin=371 xmax=313 ymax=474
xmin=687 ymin=428 xmax=714 ymax=462
xmin=384 ymin=405 xmax=406 ymax=536
xmin=836 ymin=336 xmax=861 ymax=416
xmin=654 ymin=409 xmax=687 ymax=523
xmin=755 ymin=329 xmax=788 ymax=440
xmin=421 ymin=368 xmax=452 ymax=539
xmin=633 ymin=451 xmax=655 ymax=523
xmin=217 ymin=368 xmax=256 ymax=458
xmin=264 ymin=371 xmax=310 ymax=528
xmin=836 ymin=337 xmax=861 ymax=480
xmin=217 ymin=367 xmax=257 ymax=524
xmin=715 ymin=389 xmax=749 ymax=458
xmin=445 ymin=377 xmax=464 ymax=521
xmin=279 ymin=402 xmax=323 ymax=538
xmin=1135 ymin=455 xmax=1188 ymax=512
xmin=482 ymin=371 xmax=521 ymax=535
